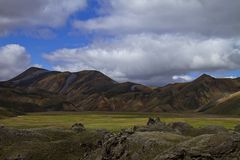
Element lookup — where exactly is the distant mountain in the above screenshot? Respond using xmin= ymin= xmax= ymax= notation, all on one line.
xmin=0 ymin=67 xmax=239 ymax=115
xmin=156 ymin=74 xmax=240 ymax=111
xmin=0 ymin=67 xmax=154 ymax=112
xmin=198 ymin=91 xmax=240 ymax=115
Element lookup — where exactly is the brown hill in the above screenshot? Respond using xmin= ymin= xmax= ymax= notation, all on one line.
xmin=198 ymin=91 xmax=240 ymax=115
xmin=156 ymin=74 xmax=240 ymax=110
xmin=1 ymin=67 xmax=156 ymax=112
xmin=0 ymin=67 xmax=239 ymax=114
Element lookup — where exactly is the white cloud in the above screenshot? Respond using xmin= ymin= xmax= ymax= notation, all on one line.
xmin=44 ymin=34 xmax=240 ymax=85
xmin=0 ymin=0 xmax=87 ymax=35
xmin=172 ymin=75 xmax=193 ymax=82
xmin=74 ymin=0 xmax=240 ymax=37
xmin=32 ymin=64 xmax=43 ymax=68
xmin=0 ymin=44 xmax=31 ymax=81
xmin=224 ymin=76 xmax=237 ymax=79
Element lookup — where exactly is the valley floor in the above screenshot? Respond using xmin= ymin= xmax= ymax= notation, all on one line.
xmin=1 ymin=112 xmax=240 ymax=131
xmin=1 ymin=112 xmax=240 ymax=159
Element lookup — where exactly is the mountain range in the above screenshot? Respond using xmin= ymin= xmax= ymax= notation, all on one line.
xmin=0 ymin=67 xmax=240 ymax=116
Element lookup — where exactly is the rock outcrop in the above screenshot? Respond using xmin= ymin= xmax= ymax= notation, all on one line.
xmin=1 ymin=121 xmax=240 ymax=160
xmin=92 ymin=119 xmax=240 ymax=160
xmin=234 ymin=124 xmax=240 ymax=133
xmin=71 ymin=123 xmax=86 ymax=132
xmin=155 ymin=133 xmax=240 ymax=160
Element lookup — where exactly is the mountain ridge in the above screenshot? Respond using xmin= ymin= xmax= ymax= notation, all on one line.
xmin=0 ymin=67 xmax=239 ymax=115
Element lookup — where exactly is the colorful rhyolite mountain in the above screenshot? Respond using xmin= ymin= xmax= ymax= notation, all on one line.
xmin=0 ymin=67 xmax=239 ymax=115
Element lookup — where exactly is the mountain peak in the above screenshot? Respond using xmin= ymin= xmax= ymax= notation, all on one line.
xmin=78 ymin=70 xmax=104 ymax=74
xmin=26 ymin=67 xmax=48 ymax=72
xmin=195 ymin=74 xmax=215 ymax=81
xmin=9 ymin=67 xmax=49 ymax=82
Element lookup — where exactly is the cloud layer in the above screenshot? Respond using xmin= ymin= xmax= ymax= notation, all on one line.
xmin=44 ymin=34 xmax=240 ymax=85
xmin=74 ymin=0 xmax=240 ymax=37
xmin=0 ymin=0 xmax=86 ymax=35
xmin=1 ymin=0 xmax=240 ymax=84
xmin=0 ymin=44 xmax=31 ymax=80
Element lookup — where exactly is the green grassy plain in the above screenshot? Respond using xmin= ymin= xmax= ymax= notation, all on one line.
xmin=0 ymin=112 xmax=240 ymax=131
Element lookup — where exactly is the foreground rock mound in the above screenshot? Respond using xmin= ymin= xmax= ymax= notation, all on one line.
xmin=1 ymin=121 xmax=240 ymax=159
xmin=0 ymin=126 xmax=104 ymax=160
xmin=97 ymin=130 xmax=187 ymax=160
xmin=155 ymin=133 xmax=240 ymax=160
xmin=95 ymin=118 xmax=240 ymax=160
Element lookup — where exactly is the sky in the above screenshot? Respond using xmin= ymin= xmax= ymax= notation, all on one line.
xmin=0 ymin=0 xmax=240 ymax=86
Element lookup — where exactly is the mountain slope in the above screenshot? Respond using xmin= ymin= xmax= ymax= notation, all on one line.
xmin=156 ymin=74 xmax=240 ymax=110
xmin=5 ymin=67 xmax=116 ymax=94
xmin=0 ymin=85 xmax=74 ymax=113
xmin=199 ymin=91 xmax=240 ymax=115
xmin=1 ymin=67 xmax=157 ymax=112
xmin=0 ymin=107 xmax=17 ymax=118
xmin=0 ymin=67 xmax=240 ymax=114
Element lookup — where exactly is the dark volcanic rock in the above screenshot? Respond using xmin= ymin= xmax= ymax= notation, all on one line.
xmin=168 ymin=123 xmax=228 ymax=137
xmin=168 ymin=122 xmax=194 ymax=135
xmin=234 ymin=124 xmax=240 ymax=133
xmin=134 ymin=117 xmax=175 ymax=133
xmin=71 ymin=123 xmax=86 ymax=132
xmin=147 ymin=117 xmax=161 ymax=126
xmin=134 ymin=124 xmax=174 ymax=133
xmin=197 ymin=125 xmax=228 ymax=135
xmin=96 ymin=120 xmax=234 ymax=159
xmin=100 ymin=132 xmax=130 ymax=160
xmin=98 ymin=128 xmax=187 ymax=160
xmin=5 ymin=155 xmax=25 ymax=160
xmin=0 ymin=126 xmax=105 ymax=160
xmin=154 ymin=133 xmax=240 ymax=160
xmin=2 ymin=121 xmax=240 ymax=160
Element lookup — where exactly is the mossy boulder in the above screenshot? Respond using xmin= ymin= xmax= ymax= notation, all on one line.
xmin=147 ymin=117 xmax=162 ymax=126
xmin=234 ymin=124 xmax=240 ymax=133
xmin=154 ymin=132 xmax=240 ymax=160
xmin=71 ymin=123 xmax=86 ymax=132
